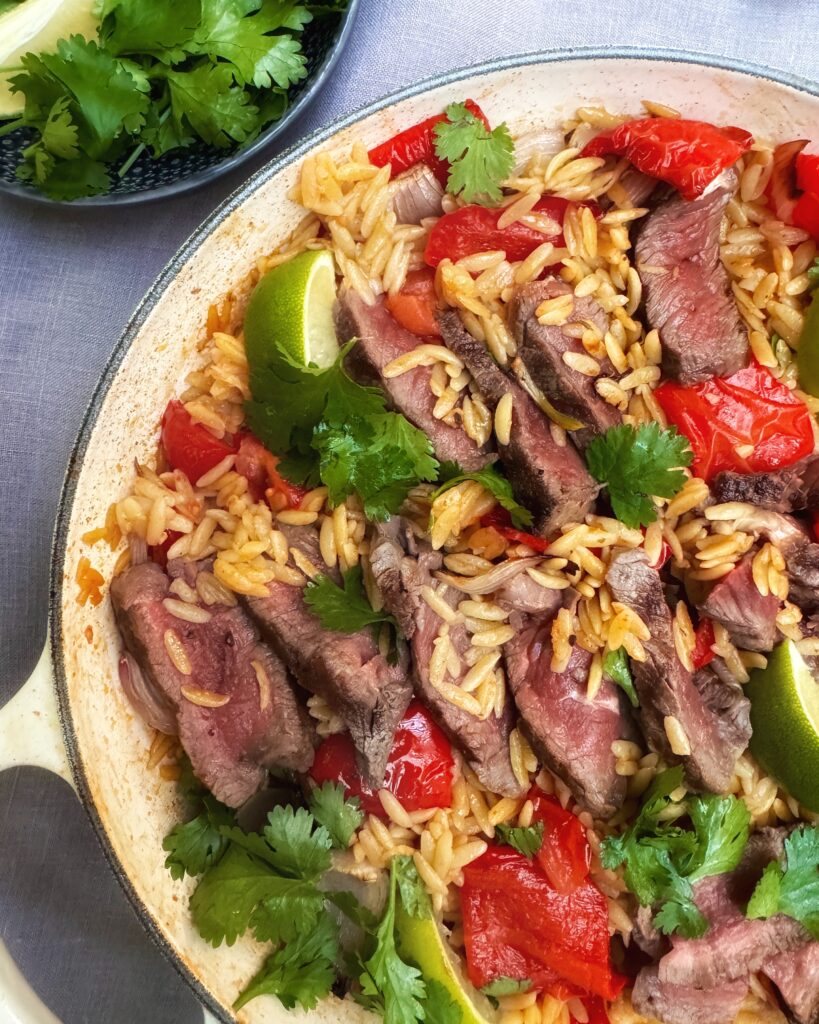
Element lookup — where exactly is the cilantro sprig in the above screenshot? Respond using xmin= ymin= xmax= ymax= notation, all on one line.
xmin=603 ymin=648 xmax=639 ymax=708
xmin=586 ymin=422 xmax=693 ymax=529
xmin=433 ymin=102 xmax=515 ymax=205
xmin=307 ymin=781 xmax=364 ymax=848
xmin=0 ymin=0 xmax=345 ymax=199
xmin=495 ymin=822 xmax=544 ymax=859
xmin=246 ymin=342 xmax=438 ymax=520
xmin=601 ymin=767 xmax=750 ymax=938
xmin=747 ymin=826 xmax=819 ymax=939
xmin=432 ymin=461 xmax=533 ymax=529
xmin=305 ymin=565 xmax=395 ymax=634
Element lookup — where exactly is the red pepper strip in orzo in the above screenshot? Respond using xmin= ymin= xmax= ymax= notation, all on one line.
xmin=235 ymin=434 xmax=308 ymax=509
xmin=424 ymin=196 xmax=586 ymax=268
xmin=461 ymin=844 xmax=627 ymax=1000
xmin=161 ymin=399 xmax=238 ymax=485
xmin=583 ymin=118 xmax=753 ymax=200
xmin=528 ymin=787 xmax=591 ymax=895
xmin=480 ymin=508 xmax=551 ymax=553
xmin=309 ymin=701 xmax=454 ymax=817
xmin=385 ymin=267 xmax=442 ymax=336
xmin=654 ymin=362 xmax=815 ymax=483
xmin=368 ymin=99 xmax=490 ymax=184
xmin=692 ymin=618 xmax=716 ymax=670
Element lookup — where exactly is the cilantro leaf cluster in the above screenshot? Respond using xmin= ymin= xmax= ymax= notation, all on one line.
xmin=603 ymin=648 xmax=640 ymax=708
xmin=585 ymin=422 xmax=693 ymax=529
xmin=601 ymin=767 xmax=750 ymax=938
xmin=433 ymin=460 xmax=533 ymax=529
xmin=305 ymin=565 xmax=396 ymax=634
xmin=747 ymin=826 xmax=819 ymax=939
xmin=0 ymin=0 xmax=344 ymax=199
xmin=495 ymin=822 xmax=545 ymax=859
xmin=433 ymin=102 xmax=516 ymax=205
xmin=246 ymin=341 xmax=438 ymax=520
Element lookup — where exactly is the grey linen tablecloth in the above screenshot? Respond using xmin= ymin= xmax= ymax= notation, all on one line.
xmin=1 ymin=1 xmax=818 ymax=1020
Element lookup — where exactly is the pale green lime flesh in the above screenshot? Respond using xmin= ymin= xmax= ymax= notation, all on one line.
xmin=243 ymin=249 xmax=338 ymax=370
xmin=396 ymin=901 xmax=499 ymax=1024
xmin=747 ymin=639 xmax=819 ymax=812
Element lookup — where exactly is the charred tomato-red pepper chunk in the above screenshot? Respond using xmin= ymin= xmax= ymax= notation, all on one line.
xmin=479 ymin=507 xmax=551 ymax=553
xmin=528 ymin=787 xmax=591 ymax=895
xmin=655 ymin=362 xmax=815 ymax=482
xmin=385 ymin=267 xmax=442 ymax=336
xmin=692 ymin=618 xmax=716 ymax=670
xmin=368 ymin=99 xmax=490 ymax=184
xmin=424 ymin=197 xmax=586 ymax=268
xmin=235 ymin=434 xmax=309 ymax=509
xmin=583 ymin=117 xmax=753 ymax=200
xmin=161 ymin=400 xmax=238 ymax=484
xmin=309 ymin=700 xmax=454 ymax=816
xmin=460 ymin=845 xmax=626 ymax=1000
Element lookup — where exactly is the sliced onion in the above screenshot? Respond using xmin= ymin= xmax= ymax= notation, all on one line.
xmin=436 ymin=556 xmax=541 ymax=595
xmin=511 ymin=357 xmax=585 ymax=431
xmin=391 ymin=163 xmax=444 ymax=224
xmin=512 ymin=127 xmax=567 ymax=175
xmin=119 ymin=654 xmax=178 ymax=734
xmin=129 ymin=535 xmax=148 ymax=565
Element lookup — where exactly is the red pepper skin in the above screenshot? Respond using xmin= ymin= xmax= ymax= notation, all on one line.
xmin=811 ymin=511 xmax=819 ymax=543
xmin=796 ymin=152 xmax=819 ymax=193
xmin=529 ymin=788 xmax=591 ymax=895
xmin=149 ymin=530 xmax=182 ymax=569
xmin=573 ymin=998 xmax=611 ymax=1024
xmin=461 ymin=845 xmax=626 ymax=1000
xmin=235 ymin=434 xmax=308 ymax=508
xmin=654 ymin=362 xmax=814 ymax=483
xmin=424 ymin=197 xmax=582 ymax=268
xmin=692 ymin=619 xmax=716 ymax=670
xmin=480 ymin=508 xmax=550 ymax=553
xmin=161 ymin=400 xmax=238 ymax=484
xmin=368 ymin=99 xmax=489 ymax=184
xmin=309 ymin=700 xmax=454 ymax=816
xmin=385 ymin=267 xmax=442 ymax=336
xmin=767 ymin=139 xmax=809 ymax=223
xmin=583 ymin=118 xmax=753 ymax=200
xmin=793 ymin=189 xmax=819 ymax=240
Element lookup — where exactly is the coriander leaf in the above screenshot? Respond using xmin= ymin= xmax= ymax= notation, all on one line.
xmin=424 ymin=978 xmax=461 ymax=1024
xmin=304 ymin=565 xmax=395 ymax=633
xmin=324 ymin=889 xmax=379 ymax=931
xmin=166 ymin=63 xmax=260 ymax=148
xmin=249 ymin=875 xmax=325 ymax=943
xmin=603 ymin=648 xmax=639 ymax=707
xmin=686 ymin=794 xmax=750 ymax=882
xmin=481 ymin=977 xmax=533 ymax=997
xmin=234 ymin=912 xmax=338 ymax=1011
xmin=163 ymin=796 xmax=233 ymax=879
xmin=433 ymin=461 xmax=533 ymax=529
xmin=99 ymin=0 xmax=203 ymax=59
xmin=653 ymin=888 xmax=708 ymax=939
xmin=190 ymin=845 xmax=284 ymax=946
xmin=308 ymin=781 xmax=364 ymax=849
xmin=39 ymin=96 xmax=80 ymax=159
xmin=747 ymin=826 xmax=819 ymax=939
xmin=261 ymin=804 xmax=333 ymax=880
xmin=433 ymin=102 xmax=515 ymax=205
xmin=394 ymin=855 xmax=430 ymax=919
xmin=495 ymin=821 xmax=544 ymax=859
xmin=359 ymin=858 xmax=426 ymax=1024
xmin=17 ymin=154 xmax=110 ymax=200
xmin=586 ymin=422 xmax=693 ymax=529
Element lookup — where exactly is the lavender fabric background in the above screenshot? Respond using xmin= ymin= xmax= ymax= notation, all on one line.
xmin=1 ymin=1 xmax=818 ymax=1020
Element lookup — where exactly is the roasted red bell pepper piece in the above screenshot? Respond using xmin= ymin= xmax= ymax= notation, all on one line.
xmin=235 ymin=434 xmax=308 ymax=509
xmin=309 ymin=700 xmax=454 ymax=816
xmin=149 ymin=531 xmax=182 ymax=569
xmin=573 ymin=998 xmax=611 ymax=1024
xmin=692 ymin=618 xmax=716 ymax=670
xmin=161 ymin=400 xmax=238 ymax=485
xmin=583 ymin=118 xmax=753 ymax=200
xmin=424 ymin=196 xmax=585 ymax=268
xmin=767 ymin=139 xmax=809 ymax=224
xmin=480 ymin=507 xmax=550 ymax=553
xmin=793 ymin=189 xmax=819 ymax=240
xmin=654 ymin=362 xmax=814 ymax=482
xmin=368 ymin=99 xmax=490 ymax=184
xmin=461 ymin=845 xmax=626 ymax=1000
xmin=796 ymin=152 xmax=819 ymax=193
xmin=528 ymin=787 xmax=591 ymax=895
xmin=385 ymin=267 xmax=441 ymax=336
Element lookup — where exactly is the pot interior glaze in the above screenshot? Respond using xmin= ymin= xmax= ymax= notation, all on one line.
xmin=51 ymin=51 xmax=819 ymax=1024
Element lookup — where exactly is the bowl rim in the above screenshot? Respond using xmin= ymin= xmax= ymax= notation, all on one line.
xmin=49 ymin=45 xmax=819 ymax=1021
xmin=0 ymin=0 xmax=361 ymax=208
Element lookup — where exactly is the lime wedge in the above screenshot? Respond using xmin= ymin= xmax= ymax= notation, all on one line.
xmin=396 ymin=899 xmax=499 ymax=1024
xmin=747 ymin=639 xmax=819 ymax=812
xmin=796 ymin=291 xmax=819 ymax=397
xmin=244 ymin=249 xmax=339 ymax=371
xmin=0 ymin=0 xmax=98 ymax=119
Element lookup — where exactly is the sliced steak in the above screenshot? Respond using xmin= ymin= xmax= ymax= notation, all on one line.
xmin=635 ymin=169 xmax=748 ymax=384
xmin=495 ymin=572 xmax=564 ymax=617
xmin=632 ymin=966 xmax=748 ymax=1024
xmin=437 ymin=307 xmax=599 ymax=533
xmin=336 ymin=290 xmax=490 ymax=471
xmin=763 ymin=941 xmax=819 ymax=1024
xmin=509 ymin=279 xmax=618 ymax=449
xmin=246 ymin=526 xmax=413 ymax=788
xmin=786 ymin=538 xmax=819 ymax=615
xmin=693 ymin=667 xmax=752 ymax=763
xmin=606 ymin=548 xmax=747 ymax=792
xmin=111 ymin=560 xmax=315 ymax=807
xmin=370 ymin=519 xmax=523 ymax=797
xmin=503 ymin=618 xmax=633 ymax=817
xmin=711 ymin=462 xmax=812 ymax=514
xmin=699 ymin=554 xmax=780 ymax=652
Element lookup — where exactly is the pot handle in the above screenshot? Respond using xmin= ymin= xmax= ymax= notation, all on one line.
xmin=0 ymin=639 xmax=73 ymax=788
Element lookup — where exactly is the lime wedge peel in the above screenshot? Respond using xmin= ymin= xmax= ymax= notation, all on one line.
xmin=243 ymin=249 xmax=339 ymax=371
xmin=747 ymin=639 xmax=819 ymax=813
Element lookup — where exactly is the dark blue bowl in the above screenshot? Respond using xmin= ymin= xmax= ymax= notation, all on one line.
xmin=0 ymin=0 xmax=359 ymax=206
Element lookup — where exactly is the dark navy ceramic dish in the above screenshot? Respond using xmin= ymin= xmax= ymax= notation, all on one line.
xmin=0 ymin=0 xmax=359 ymax=207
